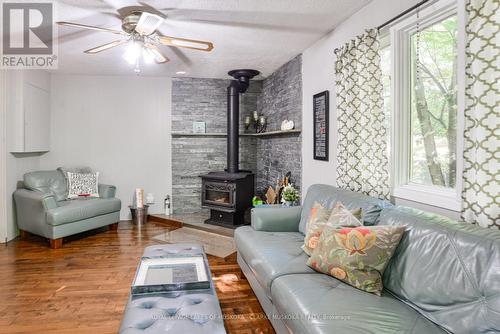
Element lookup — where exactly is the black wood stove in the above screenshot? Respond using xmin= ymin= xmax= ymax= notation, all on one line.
xmin=200 ymin=69 xmax=259 ymax=228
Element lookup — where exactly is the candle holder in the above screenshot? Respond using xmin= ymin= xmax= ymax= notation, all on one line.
xmin=257 ymin=116 xmax=267 ymax=133
xmin=244 ymin=111 xmax=267 ymax=133
xmin=244 ymin=116 xmax=252 ymax=131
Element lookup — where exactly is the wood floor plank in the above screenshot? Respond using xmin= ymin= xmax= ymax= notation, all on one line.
xmin=0 ymin=221 xmax=275 ymax=334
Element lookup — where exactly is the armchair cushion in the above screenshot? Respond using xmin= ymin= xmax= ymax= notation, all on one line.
xmin=23 ymin=170 xmax=67 ymax=201
xmin=47 ymin=198 xmax=121 ymax=226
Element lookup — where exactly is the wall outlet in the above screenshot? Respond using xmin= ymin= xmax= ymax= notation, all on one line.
xmin=146 ymin=193 xmax=155 ymax=204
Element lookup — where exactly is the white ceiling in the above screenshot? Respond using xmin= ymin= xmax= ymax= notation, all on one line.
xmin=52 ymin=0 xmax=371 ymax=78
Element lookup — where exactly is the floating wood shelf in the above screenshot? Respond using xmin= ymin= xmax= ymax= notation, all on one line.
xmin=171 ymin=129 xmax=301 ymax=138
xmin=171 ymin=133 xmax=226 ymax=137
xmin=243 ymin=129 xmax=301 ymax=137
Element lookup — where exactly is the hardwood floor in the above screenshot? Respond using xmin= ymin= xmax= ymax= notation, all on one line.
xmin=0 ymin=221 xmax=275 ymax=334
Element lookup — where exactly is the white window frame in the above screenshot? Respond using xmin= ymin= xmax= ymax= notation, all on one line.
xmin=389 ymin=0 xmax=465 ymax=211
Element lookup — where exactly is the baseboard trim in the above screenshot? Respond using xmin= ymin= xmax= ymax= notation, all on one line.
xmin=147 ymin=214 xmax=182 ymax=228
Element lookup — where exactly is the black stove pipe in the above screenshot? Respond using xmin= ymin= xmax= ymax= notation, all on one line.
xmin=226 ymin=69 xmax=259 ymax=174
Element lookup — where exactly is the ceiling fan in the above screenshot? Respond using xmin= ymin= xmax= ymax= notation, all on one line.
xmin=57 ymin=10 xmax=214 ymax=72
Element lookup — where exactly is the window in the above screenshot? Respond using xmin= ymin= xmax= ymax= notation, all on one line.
xmin=410 ymin=15 xmax=458 ymax=188
xmin=386 ymin=0 xmax=464 ymax=210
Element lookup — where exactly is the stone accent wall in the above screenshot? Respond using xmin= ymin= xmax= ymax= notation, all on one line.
xmin=257 ymin=55 xmax=302 ymax=131
xmin=171 ymin=78 xmax=260 ymax=213
xmin=256 ymin=55 xmax=302 ymax=195
xmin=171 ymin=55 xmax=302 ymax=212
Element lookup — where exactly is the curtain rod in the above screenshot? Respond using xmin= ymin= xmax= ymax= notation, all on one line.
xmin=377 ymin=0 xmax=431 ymax=30
xmin=334 ymin=0 xmax=433 ymax=54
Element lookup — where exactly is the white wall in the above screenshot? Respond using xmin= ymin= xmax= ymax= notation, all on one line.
xmin=1 ymin=70 xmax=49 ymax=242
xmin=301 ymin=0 xmax=461 ymax=218
xmin=0 ymin=70 xmax=7 ymax=242
xmin=41 ymin=75 xmax=172 ymax=219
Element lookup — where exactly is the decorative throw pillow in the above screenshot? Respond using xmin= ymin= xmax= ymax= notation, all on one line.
xmin=58 ymin=167 xmax=94 ymax=199
xmin=67 ymin=172 xmax=99 ymax=199
xmin=326 ymin=202 xmax=363 ymax=227
xmin=302 ymin=202 xmax=362 ymax=256
xmin=307 ymin=225 xmax=405 ymax=295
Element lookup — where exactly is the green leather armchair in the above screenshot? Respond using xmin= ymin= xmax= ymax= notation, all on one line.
xmin=13 ymin=169 xmax=121 ymax=248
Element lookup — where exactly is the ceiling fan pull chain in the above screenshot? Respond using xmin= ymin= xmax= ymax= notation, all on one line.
xmin=134 ymin=58 xmax=141 ymax=74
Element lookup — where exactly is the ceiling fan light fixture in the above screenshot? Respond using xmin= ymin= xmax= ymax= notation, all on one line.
xmin=142 ymin=48 xmax=155 ymax=64
xmin=123 ymin=41 xmax=142 ymax=65
xmin=57 ymin=5 xmax=214 ymax=73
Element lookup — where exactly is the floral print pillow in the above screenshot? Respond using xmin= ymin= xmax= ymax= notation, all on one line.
xmin=307 ymin=225 xmax=406 ymax=295
xmin=302 ymin=202 xmax=362 ymax=256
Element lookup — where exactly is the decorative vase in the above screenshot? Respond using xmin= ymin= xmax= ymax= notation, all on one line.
xmin=284 ymin=201 xmax=294 ymax=206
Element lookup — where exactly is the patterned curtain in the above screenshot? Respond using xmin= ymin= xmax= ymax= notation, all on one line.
xmin=335 ymin=29 xmax=390 ymax=200
xmin=462 ymin=0 xmax=499 ymax=229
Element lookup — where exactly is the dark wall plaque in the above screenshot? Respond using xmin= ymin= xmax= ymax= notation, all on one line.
xmin=313 ymin=91 xmax=329 ymax=161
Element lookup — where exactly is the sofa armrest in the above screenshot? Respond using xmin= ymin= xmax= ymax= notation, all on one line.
xmin=13 ymin=189 xmax=57 ymax=236
xmin=251 ymin=205 xmax=302 ymax=232
xmin=99 ymin=184 xmax=116 ymax=199
xmin=14 ymin=189 xmax=57 ymax=210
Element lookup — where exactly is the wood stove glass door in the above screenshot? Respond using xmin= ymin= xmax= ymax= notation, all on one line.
xmin=203 ymin=182 xmax=234 ymax=208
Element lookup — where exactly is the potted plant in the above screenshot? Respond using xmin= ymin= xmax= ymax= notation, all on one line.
xmin=281 ymin=184 xmax=299 ymax=206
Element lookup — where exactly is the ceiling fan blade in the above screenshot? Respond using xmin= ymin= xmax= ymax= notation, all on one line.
xmin=158 ymin=35 xmax=213 ymax=52
xmin=84 ymin=40 xmax=127 ymax=54
xmin=57 ymin=21 xmax=126 ymax=35
xmin=144 ymin=44 xmax=169 ymax=63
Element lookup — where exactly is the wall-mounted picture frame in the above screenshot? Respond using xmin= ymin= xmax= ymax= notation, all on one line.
xmin=313 ymin=90 xmax=329 ymax=161
xmin=193 ymin=121 xmax=206 ymax=134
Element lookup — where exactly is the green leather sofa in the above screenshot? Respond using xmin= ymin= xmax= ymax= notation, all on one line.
xmin=235 ymin=184 xmax=500 ymax=334
xmin=13 ymin=169 xmax=121 ymax=248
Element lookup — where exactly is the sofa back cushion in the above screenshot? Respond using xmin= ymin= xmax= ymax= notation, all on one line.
xmin=23 ymin=170 xmax=67 ymax=201
xmin=299 ymin=184 xmax=391 ymax=234
xmin=380 ymin=206 xmax=500 ymax=334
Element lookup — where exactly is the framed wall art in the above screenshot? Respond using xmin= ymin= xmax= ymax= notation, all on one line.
xmin=313 ymin=90 xmax=329 ymax=161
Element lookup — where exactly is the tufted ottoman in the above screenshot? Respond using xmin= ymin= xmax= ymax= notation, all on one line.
xmin=119 ymin=244 xmax=226 ymax=334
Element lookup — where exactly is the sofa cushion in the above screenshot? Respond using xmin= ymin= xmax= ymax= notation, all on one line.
xmin=47 ymin=198 xmax=121 ymax=226
xmin=380 ymin=206 xmax=500 ymax=334
xmin=235 ymin=226 xmax=317 ymax=298
xmin=271 ymin=273 xmax=445 ymax=334
xmin=299 ymin=184 xmax=391 ymax=233
xmin=23 ymin=170 xmax=67 ymax=202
